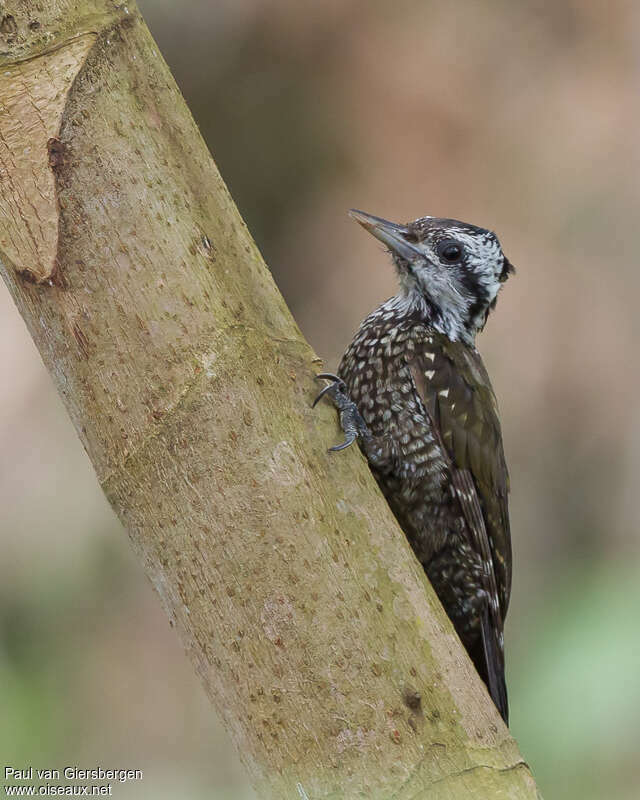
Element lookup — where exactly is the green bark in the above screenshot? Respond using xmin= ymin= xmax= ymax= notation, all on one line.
xmin=0 ymin=2 xmax=541 ymax=797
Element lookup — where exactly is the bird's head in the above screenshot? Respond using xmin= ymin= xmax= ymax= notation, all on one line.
xmin=350 ymin=209 xmax=514 ymax=345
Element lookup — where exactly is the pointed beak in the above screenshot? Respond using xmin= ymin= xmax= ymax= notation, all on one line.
xmin=349 ymin=209 xmax=423 ymax=262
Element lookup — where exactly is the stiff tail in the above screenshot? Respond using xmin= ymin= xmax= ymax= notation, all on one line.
xmin=470 ymin=609 xmax=509 ymax=724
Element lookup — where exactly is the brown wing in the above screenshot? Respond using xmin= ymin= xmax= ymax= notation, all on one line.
xmin=408 ymin=334 xmax=511 ymax=720
xmin=409 ymin=334 xmax=511 ymax=618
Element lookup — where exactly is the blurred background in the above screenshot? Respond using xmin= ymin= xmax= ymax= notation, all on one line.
xmin=1 ymin=0 xmax=639 ymax=797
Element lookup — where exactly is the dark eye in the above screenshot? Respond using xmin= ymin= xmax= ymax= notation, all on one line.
xmin=437 ymin=240 xmax=464 ymax=263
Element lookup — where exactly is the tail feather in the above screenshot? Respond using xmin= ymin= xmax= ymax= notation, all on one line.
xmin=470 ymin=610 xmax=509 ymax=724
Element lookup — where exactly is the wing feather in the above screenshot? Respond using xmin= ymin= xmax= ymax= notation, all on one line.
xmin=408 ymin=336 xmax=511 ymax=722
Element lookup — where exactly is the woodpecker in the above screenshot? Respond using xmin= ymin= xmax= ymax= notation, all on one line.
xmin=315 ymin=209 xmax=514 ymax=723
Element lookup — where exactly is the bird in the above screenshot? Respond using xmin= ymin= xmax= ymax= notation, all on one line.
xmin=314 ymin=209 xmax=514 ymax=723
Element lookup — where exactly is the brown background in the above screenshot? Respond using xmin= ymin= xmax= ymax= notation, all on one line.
xmin=1 ymin=1 xmax=638 ymax=798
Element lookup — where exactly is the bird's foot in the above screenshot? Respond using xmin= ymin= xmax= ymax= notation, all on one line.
xmin=313 ymin=373 xmax=369 ymax=451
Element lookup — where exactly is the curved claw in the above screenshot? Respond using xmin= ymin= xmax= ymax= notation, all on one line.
xmin=313 ymin=382 xmax=335 ymax=408
xmin=315 ymin=372 xmax=342 ymax=383
xmin=329 ymin=433 xmax=356 ymax=452
xmin=313 ymin=371 xmax=367 ymax=454
xmin=313 ymin=372 xmax=347 ymax=408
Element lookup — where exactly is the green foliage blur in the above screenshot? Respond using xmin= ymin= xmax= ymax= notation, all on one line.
xmin=1 ymin=1 xmax=639 ymax=798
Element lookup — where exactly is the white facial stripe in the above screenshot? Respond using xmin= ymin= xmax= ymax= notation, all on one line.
xmin=391 ymin=225 xmax=507 ymax=344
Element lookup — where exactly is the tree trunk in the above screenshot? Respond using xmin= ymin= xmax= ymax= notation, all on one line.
xmin=0 ymin=3 xmax=541 ymax=798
